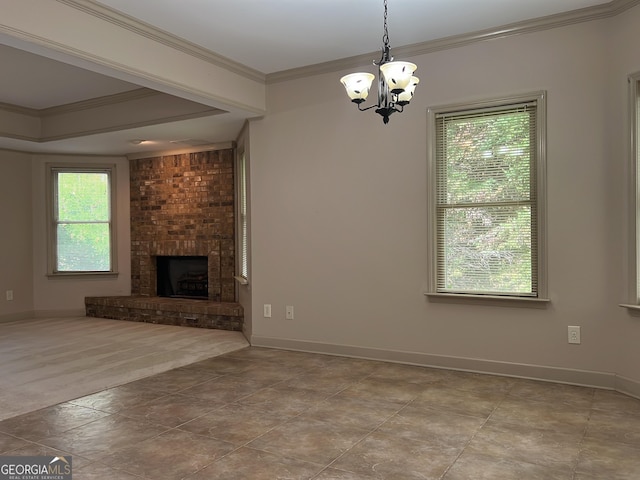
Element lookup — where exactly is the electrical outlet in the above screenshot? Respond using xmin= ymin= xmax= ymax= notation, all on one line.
xmin=285 ymin=305 xmax=294 ymax=320
xmin=568 ymin=326 xmax=581 ymax=344
xmin=6 ymin=290 xmax=13 ymax=301
xmin=263 ymin=304 xmax=272 ymax=318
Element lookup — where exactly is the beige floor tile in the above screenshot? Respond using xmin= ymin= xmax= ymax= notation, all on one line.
xmin=186 ymin=446 xmax=324 ymax=479
xmin=366 ymin=362 xmax=456 ymax=385
xmin=333 ymin=377 xmax=423 ymax=406
xmin=301 ymin=395 xmax=402 ymax=431
xmin=238 ymin=384 xmax=330 ymax=417
xmin=318 ymin=357 xmax=383 ymax=377
xmin=585 ymin=409 xmax=640 ymax=446
xmin=126 ymin=366 xmax=221 ymax=393
xmin=71 ymin=461 xmax=142 ymax=479
xmin=117 ymin=393 xmax=221 ymax=427
xmin=4 ymin=442 xmax=92 ymax=469
xmin=591 ymin=389 xmax=640 ymax=417
xmin=100 ymin=429 xmax=235 ymax=479
xmin=278 ymin=370 xmax=362 ymax=396
xmin=0 ymin=431 xmax=30 ymax=453
xmin=508 ymin=379 xmax=594 ymax=408
xmin=313 ymin=468 xmax=377 ymax=479
xmin=68 ymin=383 xmax=168 ymax=413
xmin=178 ymin=375 xmax=270 ymax=403
xmin=463 ymin=419 xmax=583 ymax=470
xmin=0 ymin=403 xmax=109 ymax=442
xmin=410 ymin=383 xmax=505 ymax=418
xmin=232 ymin=362 xmax=311 ymax=383
xmin=180 ymin=355 xmax=256 ymax=375
xmin=575 ymin=437 xmax=640 ymax=480
xmin=442 ymin=451 xmax=573 ymax=480
xmin=331 ymin=431 xmax=462 ymax=480
xmin=1 ymin=346 xmax=638 ymax=479
xmin=488 ymin=395 xmax=590 ymax=433
xmin=248 ymin=416 xmax=370 ymax=465
xmin=38 ymin=414 xmax=169 ymax=460
xmin=439 ymin=371 xmax=514 ymax=395
xmin=178 ymin=402 xmax=289 ymax=446
xmin=376 ymin=405 xmax=485 ymax=448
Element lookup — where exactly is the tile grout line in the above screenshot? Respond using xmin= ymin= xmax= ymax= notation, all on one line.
xmin=436 ymin=380 xmax=516 ymax=479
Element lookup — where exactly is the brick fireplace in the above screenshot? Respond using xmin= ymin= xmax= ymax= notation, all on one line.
xmin=130 ymin=148 xmax=236 ymax=301
xmin=85 ymin=146 xmax=243 ymax=331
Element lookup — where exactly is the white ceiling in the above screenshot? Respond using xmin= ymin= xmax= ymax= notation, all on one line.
xmin=94 ymin=0 xmax=610 ymax=74
xmin=0 ymin=0 xmax=612 ymax=156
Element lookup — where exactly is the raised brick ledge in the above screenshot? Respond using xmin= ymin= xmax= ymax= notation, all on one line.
xmin=85 ymin=296 xmax=243 ymax=331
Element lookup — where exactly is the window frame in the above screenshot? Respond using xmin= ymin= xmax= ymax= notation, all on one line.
xmin=46 ymin=163 xmax=118 ymax=276
xmin=622 ymin=73 xmax=640 ymax=311
xmin=426 ymin=92 xmax=548 ymax=304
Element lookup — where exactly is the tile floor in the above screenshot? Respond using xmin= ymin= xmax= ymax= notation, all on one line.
xmin=1 ymin=346 xmax=639 ymax=479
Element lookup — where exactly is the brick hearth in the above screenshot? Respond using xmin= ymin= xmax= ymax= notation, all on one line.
xmin=85 ymin=296 xmax=243 ymax=331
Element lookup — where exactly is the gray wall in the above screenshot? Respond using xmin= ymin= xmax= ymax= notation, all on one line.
xmin=249 ymin=6 xmax=640 ymax=394
xmin=0 ymin=152 xmax=131 ymax=318
xmin=0 ymin=151 xmax=33 ymax=318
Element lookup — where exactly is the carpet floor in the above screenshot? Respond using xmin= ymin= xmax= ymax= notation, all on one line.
xmin=0 ymin=316 xmax=248 ymax=421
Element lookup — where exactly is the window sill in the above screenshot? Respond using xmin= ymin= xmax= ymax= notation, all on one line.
xmin=619 ymin=304 xmax=640 ymax=316
xmin=47 ymin=272 xmax=119 ymax=279
xmin=425 ymin=292 xmax=550 ymax=308
xmin=234 ymin=275 xmax=249 ymax=286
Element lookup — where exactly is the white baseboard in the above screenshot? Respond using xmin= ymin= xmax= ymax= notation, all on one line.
xmin=251 ymin=335 xmax=625 ymax=392
xmin=616 ymin=374 xmax=640 ymax=400
xmin=1 ymin=309 xmax=88 ymax=323
xmin=0 ymin=311 xmax=35 ymax=323
xmin=34 ymin=309 xmax=86 ymax=318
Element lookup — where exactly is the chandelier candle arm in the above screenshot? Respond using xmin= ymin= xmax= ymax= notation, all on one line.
xmin=339 ymin=0 xmax=419 ymax=124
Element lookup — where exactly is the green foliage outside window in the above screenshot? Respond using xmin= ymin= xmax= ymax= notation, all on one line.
xmin=56 ymin=171 xmax=111 ymax=272
xmin=437 ymin=107 xmax=536 ymax=295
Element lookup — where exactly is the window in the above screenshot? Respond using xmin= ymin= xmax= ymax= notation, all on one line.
xmin=427 ymin=92 xmax=547 ymax=300
xmin=47 ymin=164 xmax=117 ymax=275
xmin=236 ymin=151 xmax=249 ymax=282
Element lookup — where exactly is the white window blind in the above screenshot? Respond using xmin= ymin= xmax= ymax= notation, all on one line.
xmin=435 ymin=101 xmax=538 ymax=297
xmin=238 ymin=152 xmax=248 ymax=279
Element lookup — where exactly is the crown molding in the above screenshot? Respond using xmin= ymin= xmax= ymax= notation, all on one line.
xmin=0 ymin=87 xmax=225 ymax=143
xmin=0 ymin=91 xmax=155 ymax=118
xmin=0 ymin=108 xmax=225 ymax=144
xmin=0 ymin=101 xmax=38 ymax=116
xmin=39 ymin=109 xmax=224 ymax=143
xmin=57 ymin=0 xmax=265 ymax=84
xmin=0 ymin=88 xmax=225 ymax=118
xmin=126 ymin=141 xmax=235 ymax=161
xmin=39 ymin=87 xmax=158 ymax=116
xmin=266 ymin=0 xmax=640 ymax=84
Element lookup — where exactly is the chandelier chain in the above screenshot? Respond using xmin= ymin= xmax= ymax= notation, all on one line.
xmin=382 ymin=0 xmax=390 ymax=50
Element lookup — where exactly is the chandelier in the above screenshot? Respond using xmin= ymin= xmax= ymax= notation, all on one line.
xmin=340 ymin=0 xmax=419 ymax=124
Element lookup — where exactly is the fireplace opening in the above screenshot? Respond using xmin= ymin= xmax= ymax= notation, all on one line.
xmin=157 ymin=256 xmax=208 ymax=299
